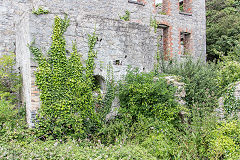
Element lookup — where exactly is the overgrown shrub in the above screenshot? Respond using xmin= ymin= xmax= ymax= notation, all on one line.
xmin=164 ymin=58 xmax=220 ymax=110
xmin=29 ymin=16 xmax=100 ymax=140
xmin=95 ymin=59 xmax=240 ymax=159
xmin=175 ymin=108 xmax=218 ymax=159
xmin=98 ymin=115 xmax=169 ymax=145
xmin=0 ymin=54 xmax=25 ymax=142
xmin=0 ymin=140 xmax=157 ymax=160
xmin=0 ymin=101 xmax=28 ymax=143
xmin=140 ymin=106 xmax=218 ymax=160
xmin=0 ymin=54 xmax=21 ymax=102
xmin=0 ymin=99 xmax=17 ymax=134
xmin=118 ymin=68 xmax=180 ymax=123
xmin=207 ymin=120 xmax=240 ymax=159
xmin=0 ymin=92 xmax=28 ymax=143
xmin=141 ymin=123 xmax=176 ymax=159
xmin=97 ymin=68 xmax=182 ymax=145
xmin=217 ymin=60 xmax=240 ymax=89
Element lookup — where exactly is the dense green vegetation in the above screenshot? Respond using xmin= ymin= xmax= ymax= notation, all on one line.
xmin=1 ymin=1 xmax=240 ymax=158
xmin=2 ymin=52 xmax=240 ymax=159
xmin=0 ymin=54 xmax=21 ymax=102
xmin=29 ymin=16 xmax=100 ymax=140
xmin=206 ymin=0 xmax=240 ymax=60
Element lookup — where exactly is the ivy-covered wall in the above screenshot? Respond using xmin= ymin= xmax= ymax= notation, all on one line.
xmin=0 ymin=0 xmax=206 ymax=126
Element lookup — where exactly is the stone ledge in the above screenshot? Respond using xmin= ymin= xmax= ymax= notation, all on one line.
xmin=179 ymin=12 xmax=192 ymax=16
xmin=128 ymin=0 xmax=145 ymax=6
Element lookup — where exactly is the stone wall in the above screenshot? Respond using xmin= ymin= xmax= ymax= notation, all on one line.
xmin=154 ymin=0 xmax=206 ymax=60
xmin=0 ymin=0 xmax=206 ymax=126
xmin=0 ymin=0 xmax=18 ymax=55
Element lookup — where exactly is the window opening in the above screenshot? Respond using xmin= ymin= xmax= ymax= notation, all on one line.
xmin=158 ymin=24 xmax=170 ymax=59
xmin=163 ymin=26 xmax=170 ymax=59
xmin=179 ymin=0 xmax=192 ymax=14
xmin=155 ymin=0 xmax=168 ymax=15
xmin=180 ymin=32 xmax=191 ymax=55
xmin=156 ymin=0 xmax=163 ymax=8
xmin=113 ymin=60 xmax=122 ymax=65
xmin=93 ymin=75 xmax=106 ymax=92
xmin=179 ymin=0 xmax=184 ymax=12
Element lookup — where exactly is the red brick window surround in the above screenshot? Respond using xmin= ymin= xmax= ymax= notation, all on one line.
xmin=128 ymin=0 xmax=145 ymax=5
xmin=158 ymin=24 xmax=171 ymax=59
xmin=179 ymin=0 xmax=192 ymax=14
xmin=180 ymin=32 xmax=191 ymax=55
xmin=155 ymin=0 xmax=170 ymax=15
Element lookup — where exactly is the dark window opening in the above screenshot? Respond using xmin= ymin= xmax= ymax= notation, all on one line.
xmin=155 ymin=24 xmax=170 ymax=60
xmin=97 ymin=37 xmax=102 ymax=42
xmin=179 ymin=0 xmax=184 ymax=12
xmin=161 ymin=25 xmax=170 ymax=60
xmin=179 ymin=0 xmax=192 ymax=14
xmin=113 ymin=60 xmax=122 ymax=65
xmin=180 ymin=32 xmax=191 ymax=55
xmin=155 ymin=0 xmax=169 ymax=15
xmin=93 ymin=75 xmax=106 ymax=92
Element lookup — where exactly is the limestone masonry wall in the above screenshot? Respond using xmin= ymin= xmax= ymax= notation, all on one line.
xmin=0 ymin=0 xmax=206 ymax=126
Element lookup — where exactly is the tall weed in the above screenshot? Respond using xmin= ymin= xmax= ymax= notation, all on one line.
xmin=0 ymin=54 xmax=21 ymax=102
xmin=118 ymin=68 xmax=180 ymax=122
xmin=164 ymin=58 xmax=220 ymax=110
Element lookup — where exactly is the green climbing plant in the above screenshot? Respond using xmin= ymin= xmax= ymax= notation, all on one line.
xmin=95 ymin=63 xmax=116 ymax=122
xmin=223 ymin=86 xmax=240 ymax=118
xmin=32 ymin=7 xmax=49 ymax=15
xmin=150 ymin=17 xmax=158 ymax=33
xmin=120 ymin=10 xmax=130 ymax=21
xmin=29 ymin=16 xmax=100 ymax=140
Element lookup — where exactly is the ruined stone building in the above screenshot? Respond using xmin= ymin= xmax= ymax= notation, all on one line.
xmin=0 ymin=0 xmax=206 ymax=126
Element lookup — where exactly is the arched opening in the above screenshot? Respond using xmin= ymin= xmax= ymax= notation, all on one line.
xmin=93 ymin=75 xmax=106 ymax=93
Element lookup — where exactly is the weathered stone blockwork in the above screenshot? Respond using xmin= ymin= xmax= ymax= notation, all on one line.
xmin=0 ymin=0 xmax=206 ymax=126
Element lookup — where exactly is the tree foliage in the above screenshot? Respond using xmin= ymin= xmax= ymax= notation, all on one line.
xmin=206 ymin=0 xmax=240 ymax=60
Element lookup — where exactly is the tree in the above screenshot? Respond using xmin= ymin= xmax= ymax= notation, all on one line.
xmin=206 ymin=0 xmax=240 ymax=61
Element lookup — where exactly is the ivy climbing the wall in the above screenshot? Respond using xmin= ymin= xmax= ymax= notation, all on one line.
xmin=29 ymin=16 xmax=100 ymax=140
xmin=32 ymin=7 xmax=49 ymax=15
xmin=119 ymin=10 xmax=130 ymax=21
